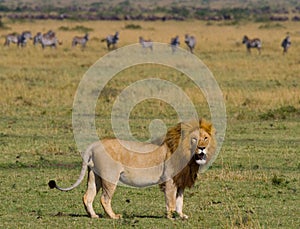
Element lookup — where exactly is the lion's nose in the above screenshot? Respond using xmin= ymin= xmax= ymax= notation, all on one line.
xmin=198 ymin=147 xmax=205 ymax=151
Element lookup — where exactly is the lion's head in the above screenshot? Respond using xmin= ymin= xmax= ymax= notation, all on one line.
xmin=193 ymin=118 xmax=216 ymax=166
xmin=162 ymin=118 xmax=217 ymax=188
xmin=164 ymin=118 xmax=216 ymax=165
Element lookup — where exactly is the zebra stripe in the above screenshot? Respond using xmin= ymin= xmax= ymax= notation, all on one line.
xmin=139 ymin=36 xmax=153 ymax=50
xmin=33 ymin=32 xmax=41 ymax=46
xmin=72 ymin=33 xmax=89 ymax=48
xmin=101 ymin=32 xmax=119 ymax=50
xmin=184 ymin=34 xmax=196 ymax=53
xmin=4 ymin=33 xmax=19 ymax=46
xmin=34 ymin=31 xmax=60 ymax=49
xmin=170 ymin=35 xmax=180 ymax=53
xmin=18 ymin=31 xmax=32 ymax=47
xmin=242 ymin=35 xmax=262 ymax=54
xmin=281 ymin=35 xmax=291 ymax=54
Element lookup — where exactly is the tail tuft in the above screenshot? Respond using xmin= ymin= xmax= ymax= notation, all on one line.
xmin=48 ymin=180 xmax=57 ymax=189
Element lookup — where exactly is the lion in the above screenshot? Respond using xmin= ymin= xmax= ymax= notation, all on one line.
xmin=48 ymin=118 xmax=216 ymax=220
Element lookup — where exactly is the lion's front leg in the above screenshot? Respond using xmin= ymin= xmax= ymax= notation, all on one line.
xmin=164 ymin=179 xmax=177 ymax=219
xmin=176 ymin=187 xmax=188 ymax=219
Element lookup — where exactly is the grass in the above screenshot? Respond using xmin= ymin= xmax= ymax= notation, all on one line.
xmin=0 ymin=19 xmax=299 ymax=228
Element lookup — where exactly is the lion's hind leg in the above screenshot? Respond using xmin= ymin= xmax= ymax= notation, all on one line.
xmin=83 ymin=168 xmax=101 ymax=218
xmin=100 ymin=179 xmax=121 ymax=219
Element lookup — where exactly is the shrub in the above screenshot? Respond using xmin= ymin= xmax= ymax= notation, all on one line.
xmin=272 ymin=175 xmax=285 ymax=186
xmin=124 ymin=24 xmax=142 ymax=29
xmin=58 ymin=26 xmax=69 ymax=31
xmin=258 ymin=22 xmax=285 ymax=29
xmin=0 ymin=4 xmax=10 ymax=12
xmin=259 ymin=105 xmax=299 ymax=120
xmin=58 ymin=25 xmax=93 ymax=33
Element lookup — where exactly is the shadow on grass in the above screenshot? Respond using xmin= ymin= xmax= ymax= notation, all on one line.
xmin=52 ymin=211 xmax=164 ymax=219
xmin=53 ymin=212 xmax=103 ymax=218
xmin=131 ymin=214 xmax=164 ymax=219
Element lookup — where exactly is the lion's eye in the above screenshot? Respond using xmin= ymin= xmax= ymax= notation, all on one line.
xmin=204 ymin=137 xmax=208 ymax=141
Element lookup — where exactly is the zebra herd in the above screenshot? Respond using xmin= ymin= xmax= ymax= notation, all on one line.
xmin=33 ymin=30 xmax=62 ymax=49
xmin=4 ymin=30 xmax=62 ymax=49
xmin=3 ymin=30 xmax=292 ymax=54
xmin=4 ymin=31 xmax=32 ymax=47
xmin=242 ymin=34 xmax=292 ymax=54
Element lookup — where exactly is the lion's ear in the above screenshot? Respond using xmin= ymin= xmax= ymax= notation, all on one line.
xmin=200 ymin=118 xmax=215 ymax=136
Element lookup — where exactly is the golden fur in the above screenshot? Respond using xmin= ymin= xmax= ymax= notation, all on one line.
xmin=48 ymin=119 xmax=216 ymax=220
xmin=163 ymin=118 xmax=216 ymax=188
xmin=159 ymin=118 xmax=216 ymax=218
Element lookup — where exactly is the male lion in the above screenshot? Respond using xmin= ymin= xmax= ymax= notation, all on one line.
xmin=48 ymin=118 xmax=216 ymax=220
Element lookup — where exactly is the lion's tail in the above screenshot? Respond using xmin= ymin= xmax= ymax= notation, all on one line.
xmin=48 ymin=147 xmax=92 ymax=192
xmin=48 ymin=161 xmax=88 ymax=191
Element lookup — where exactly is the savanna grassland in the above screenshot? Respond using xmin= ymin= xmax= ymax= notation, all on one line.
xmin=0 ymin=18 xmax=299 ymax=228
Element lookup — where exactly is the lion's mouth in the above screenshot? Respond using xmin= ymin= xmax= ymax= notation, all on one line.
xmin=195 ymin=152 xmax=206 ymax=161
xmin=194 ymin=152 xmax=206 ymax=165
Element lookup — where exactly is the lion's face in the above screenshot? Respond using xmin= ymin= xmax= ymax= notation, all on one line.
xmin=194 ymin=127 xmax=212 ymax=165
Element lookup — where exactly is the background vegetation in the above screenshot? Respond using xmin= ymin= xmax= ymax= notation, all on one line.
xmin=0 ymin=0 xmax=300 ymax=21
xmin=0 ymin=8 xmax=299 ymax=229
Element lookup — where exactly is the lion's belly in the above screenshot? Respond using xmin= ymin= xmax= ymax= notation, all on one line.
xmin=119 ymin=166 xmax=164 ymax=187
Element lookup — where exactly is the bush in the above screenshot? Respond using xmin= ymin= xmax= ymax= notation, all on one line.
xmin=58 ymin=26 xmax=69 ymax=31
xmin=0 ymin=4 xmax=10 ymax=12
xmin=72 ymin=25 xmax=93 ymax=33
xmin=259 ymin=105 xmax=299 ymax=120
xmin=124 ymin=24 xmax=142 ymax=29
xmin=272 ymin=174 xmax=285 ymax=186
xmin=58 ymin=25 xmax=93 ymax=33
xmin=0 ymin=20 xmax=10 ymax=30
xmin=258 ymin=22 xmax=285 ymax=29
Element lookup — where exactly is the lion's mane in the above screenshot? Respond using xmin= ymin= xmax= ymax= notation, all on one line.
xmin=162 ymin=118 xmax=217 ymax=189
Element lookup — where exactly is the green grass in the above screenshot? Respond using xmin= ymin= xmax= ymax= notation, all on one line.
xmin=0 ymin=20 xmax=299 ymax=228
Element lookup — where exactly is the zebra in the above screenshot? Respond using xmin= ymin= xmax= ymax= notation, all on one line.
xmin=4 ymin=33 xmax=19 ymax=46
xmin=170 ymin=35 xmax=180 ymax=53
xmin=281 ymin=35 xmax=291 ymax=54
xmin=72 ymin=33 xmax=89 ymax=49
xmin=45 ymin=30 xmax=55 ymax=38
xmin=242 ymin=35 xmax=262 ymax=54
xmin=33 ymin=32 xmax=41 ymax=46
xmin=139 ymin=36 xmax=153 ymax=51
xmin=101 ymin=32 xmax=119 ymax=50
xmin=33 ymin=31 xmax=56 ymax=46
xmin=184 ymin=34 xmax=196 ymax=53
xmin=17 ymin=31 xmax=32 ymax=47
xmin=34 ymin=31 xmax=61 ymax=49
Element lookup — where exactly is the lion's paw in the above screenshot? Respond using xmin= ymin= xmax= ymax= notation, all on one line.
xmin=167 ymin=211 xmax=189 ymax=220
xmin=179 ymin=213 xmax=189 ymax=220
xmin=112 ymin=214 xmax=122 ymax=219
